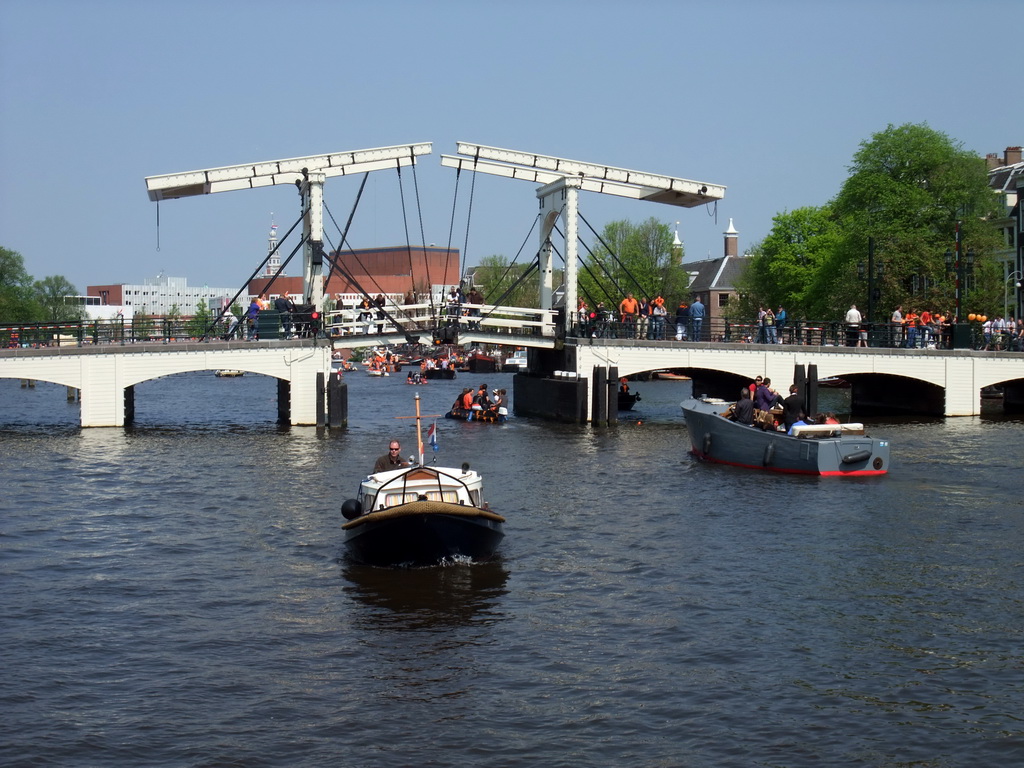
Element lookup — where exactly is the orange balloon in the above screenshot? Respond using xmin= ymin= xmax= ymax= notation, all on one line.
xmin=979 ymin=315 xmax=988 ymax=323
xmin=968 ymin=313 xmax=976 ymax=321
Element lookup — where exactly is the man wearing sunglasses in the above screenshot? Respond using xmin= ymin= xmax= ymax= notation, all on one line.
xmin=373 ymin=441 xmax=410 ymax=474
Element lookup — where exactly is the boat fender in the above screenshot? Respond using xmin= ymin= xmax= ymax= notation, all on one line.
xmin=341 ymin=499 xmax=362 ymax=520
xmin=702 ymin=432 xmax=712 ymax=455
xmin=841 ymin=449 xmax=873 ymax=464
xmin=763 ymin=441 xmax=775 ymax=467
xmin=461 ymin=462 xmax=471 ymax=473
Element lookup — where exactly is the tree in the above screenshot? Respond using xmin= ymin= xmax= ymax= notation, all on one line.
xmin=578 ymin=218 xmax=689 ymax=308
xmin=736 ymin=206 xmax=841 ymax=320
xmin=33 ymin=275 xmax=80 ymax=322
xmin=186 ymin=302 xmax=213 ymax=339
xmin=0 ymin=246 xmax=41 ymax=322
xmin=831 ymin=123 xmax=1001 ymax=320
xmin=472 ymin=254 xmax=542 ymax=309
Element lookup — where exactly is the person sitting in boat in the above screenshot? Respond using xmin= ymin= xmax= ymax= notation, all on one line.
xmin=373 ymin=440 xmax=410 ymax=473
xmin=493 ymin=388 xmax=509 ymax=416
xmin=815 ymin=412 xmax=840 ymax=425
xmin=452 ymin=388 xmax=472 ymax=414
xmin=733 ymin=387 xmax=755 ymax=425
xmin=787 ymin=412 xmax=809 ymax=436
xmin=619 ymin=377 xmax=630 ymax=395
xmin=473 ymin=383 xmax=490 ymax=410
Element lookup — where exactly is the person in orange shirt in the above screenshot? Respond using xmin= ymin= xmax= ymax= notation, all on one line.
xmin=919 ymin=309 xmax=933 ymax=346
xmin=619 ymin=293 xmax=639 ymax=338
xmin=904 ymin=310 xmax=919 ymax=348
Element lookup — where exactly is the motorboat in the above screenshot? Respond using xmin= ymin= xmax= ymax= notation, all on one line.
xmin=502 ymin=350 xmax=528 ymax=372
xmin=341 ymin=395 xmax=505 ymax=566
xmin=654 ymin=370 xmax=691 ymax=381
xmin=618 ymin=390 xmax=641 ymax=410
xmin=466 ymin=350 xmax=498 ymax=373
xmin=680 ymin=396 xmax=889 ymax=476
xmin=214 ymin=369 xmax=244 ymax=378
xmin=445 ymin=406 xmax=508 ymax=423
xmin=425 ymin=368 xmax=456 ymax=380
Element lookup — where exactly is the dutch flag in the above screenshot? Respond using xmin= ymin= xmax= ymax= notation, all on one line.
xmin=428 ymin=421 xmax=439 ymax=452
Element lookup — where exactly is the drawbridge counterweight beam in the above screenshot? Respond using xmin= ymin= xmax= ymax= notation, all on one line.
xmin=440 ymin=142 xmax=726 ymax=330
xmin=145 ymin=143 xmax=433 ymax=310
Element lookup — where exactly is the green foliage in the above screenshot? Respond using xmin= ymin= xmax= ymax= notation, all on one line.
xmin=186 ymin=302 xmax=214 ymax=338
xmin=2 ymin=246 xmax=84 ymax=323
xmin=736 ymin=206 xmax=841 ymax=320
xmin=739 ymin=124 xmax=1003 ymax=321
xmin=33 ymin=275 xmax=80 ymax=322
xmin=831 ymin=123 xmax=1001 ymax=319
xmin=1 ymin=246 xmax=42 ymax=322
xmin=578 ymin=218 xmax=688 ymax=307
xmin=473 ymin=254 xmax=543 ymax=309
xmin=132 ymin=308 xmax=154 ymax=340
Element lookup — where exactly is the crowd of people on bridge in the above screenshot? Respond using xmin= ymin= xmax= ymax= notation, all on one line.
xmin=577 ymin=295 xmax=707 ymax=341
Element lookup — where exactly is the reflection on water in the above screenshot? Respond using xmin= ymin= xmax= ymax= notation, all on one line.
xmin=342 ymin=560 xmax=510 ymax=631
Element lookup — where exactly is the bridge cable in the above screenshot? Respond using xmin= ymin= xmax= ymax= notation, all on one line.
xmin=322 ymin=172 xmax=370 ymax=292
xmin=578 ymin=211 xmax=650 ymax=298
xmin=199 ymin=211 xmax=309 ymax=340
xmin=198 ymin=207 xmax=307 ymax=339
xmin=552 ymin=221 xmax=622 ymax=309
xmin=408 ymin=156 xmax=436 ymax=315
xmin=479 ymin=212 xmax=541 ymax=306
xmin=460 ymin=161 xmax=477 ymax=286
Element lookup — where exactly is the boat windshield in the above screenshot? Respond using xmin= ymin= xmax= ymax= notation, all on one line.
xmin=383 ymin=489 xmax=461 ymax=506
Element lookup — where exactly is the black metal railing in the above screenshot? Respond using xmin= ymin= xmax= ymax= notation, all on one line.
xmin=566 ymin=316 xmax=1018 ymax=352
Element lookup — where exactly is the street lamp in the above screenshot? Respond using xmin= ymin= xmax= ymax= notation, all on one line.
xmin=1005 ymin=270 xmax=1023 ymax=321
xmin=857 ymin=237 xmax=884 ymax=324
xmin=943 ymin=221 xmax=975 ymax=323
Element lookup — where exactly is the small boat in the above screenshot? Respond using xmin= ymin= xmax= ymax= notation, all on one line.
xmin=214 ymin=369 xmax=244 ymax=378
xmin=654 ymin=370 xmax=691 ymax=381
xmin=425 ymin=368 xmax=456 ymax=380
xmin=466 ymin=351 xmax=498 ymax=373
xmin=445 ymin=406 xmax=508 ymax=423
xmin=502 ymin=350 xmax=528 ymax=372
xmin=618 ymin=391 xmax=641 ymax=410
xmin=341 ymin=396 xmax=505 ymax=566
xmin=680 ymin=396 xmax=889 ymax=476
xmin=818 ymin=377 xmax=850 ymax=388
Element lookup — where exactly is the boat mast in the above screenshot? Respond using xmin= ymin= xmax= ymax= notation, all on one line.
xmin=414 ymin=393 xmax=425 ymax=466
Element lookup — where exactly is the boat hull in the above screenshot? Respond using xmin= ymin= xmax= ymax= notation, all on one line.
xmin=681 ymin=397 xmax=889 ymax=476
xmin=425 ymin=368 xmax=456 ymax=380
xmin=445 ymin=407 xmax=507 ymax=423
xmin=343 ymin=501 xmax=505 ymax=566
xmin=618 ymin=392 xmax=641 ymax=410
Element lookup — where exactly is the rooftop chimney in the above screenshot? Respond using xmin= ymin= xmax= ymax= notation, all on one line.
xmin=1006 ymin=146 xmax=1022 ymax=166
xmin=724 ymin=218 xmax=738 ymax=258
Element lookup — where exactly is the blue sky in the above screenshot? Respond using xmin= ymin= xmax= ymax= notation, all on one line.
xmin=1 ymin=0 xmax=1019 ymax=295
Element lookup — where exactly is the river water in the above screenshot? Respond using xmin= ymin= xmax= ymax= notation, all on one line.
xmin=2 ymin=369 xmax=1022 ymax=767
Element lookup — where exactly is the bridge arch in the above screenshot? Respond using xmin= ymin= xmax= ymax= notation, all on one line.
xmin=568 ymin=339 xmax=1024 ymax=418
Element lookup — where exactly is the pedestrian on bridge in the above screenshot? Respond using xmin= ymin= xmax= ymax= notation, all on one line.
xmin=675 ymin=301 xmax=689 ymax=341
xmin=689 ymin=297 xmax=705 ymax=341
xmin=246 ymin=297 xmax=260 ymax=341
xmin=619 ymin=293 xmax=639 ymax=339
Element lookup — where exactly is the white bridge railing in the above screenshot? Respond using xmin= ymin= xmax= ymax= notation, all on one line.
xmin=324 ymin=302 xmax=557 ymax=338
